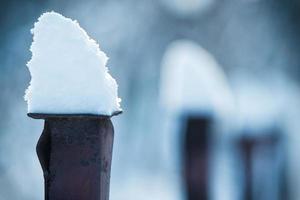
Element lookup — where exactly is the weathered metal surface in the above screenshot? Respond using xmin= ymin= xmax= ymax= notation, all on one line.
xmin=34 ymin=115 xmax=115 ymax=200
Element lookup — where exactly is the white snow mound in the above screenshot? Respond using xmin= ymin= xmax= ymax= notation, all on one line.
xmin=160 ymin=39 xmax=233 ymax=115
xmin=25 ymin=11 xmax=121 ymax=116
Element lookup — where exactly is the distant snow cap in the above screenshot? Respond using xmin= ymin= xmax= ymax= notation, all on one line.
xmin=159 ymin=0 xmax=215 ymax=18
xmin=25 ymin=11 xmax=121 ymax=116
xmin=160 ymin=39 xmax=234 ymax=116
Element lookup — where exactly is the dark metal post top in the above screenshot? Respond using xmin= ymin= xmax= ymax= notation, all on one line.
xmin=27 ymin=111 xmax=122 ymax=120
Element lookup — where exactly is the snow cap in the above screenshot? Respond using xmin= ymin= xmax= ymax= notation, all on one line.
xmin=160 ymin=39 xmax=233 ymax=116
xmin=25 ymin=11 xmax=121 ymax=116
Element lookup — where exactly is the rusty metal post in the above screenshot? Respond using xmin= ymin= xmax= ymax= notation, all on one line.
xmin=29 ymin=112 xmax=121 ymax=200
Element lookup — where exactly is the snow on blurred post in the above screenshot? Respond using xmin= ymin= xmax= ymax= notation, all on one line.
xmin=25 ymin=12 xmax=121 ymax=200
xmin=232 ymin=79 xmax=286 ymax=200
xmin=158 ymin=0 xmax=215 ymax=18
xmin=160 ymin=40 xmax=234 ymax=200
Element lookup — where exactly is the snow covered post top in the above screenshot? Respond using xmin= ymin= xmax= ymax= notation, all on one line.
xmin=26 ymin=12 xmax=121 ymax=200
xmin=25 ymin=11 xmax=121 ymax=116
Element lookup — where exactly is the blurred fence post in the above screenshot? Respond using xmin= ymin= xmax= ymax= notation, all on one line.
xmin=29 ymin=112 xmax=121 ymax=200
xmin=183 ymin=115 xmax=212 ymax=200
xmin=238 ymin=131 xmax=282 ymax=200
xmin=238 ymin=137 xmax=254 ymax=200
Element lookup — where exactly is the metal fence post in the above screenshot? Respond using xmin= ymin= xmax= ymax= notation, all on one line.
xmin=29 ymin=112 xmax=121 ymax=200
xmin=182 ymin=115 xmax=212 ymax=200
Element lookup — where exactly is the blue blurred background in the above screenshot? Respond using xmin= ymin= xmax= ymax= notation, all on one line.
xmin=1 ymin=0 xmax=300 ymax=199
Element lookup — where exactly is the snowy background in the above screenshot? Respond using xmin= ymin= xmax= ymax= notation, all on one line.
xmin=0 ymin=0 xmax=300 ymax=200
